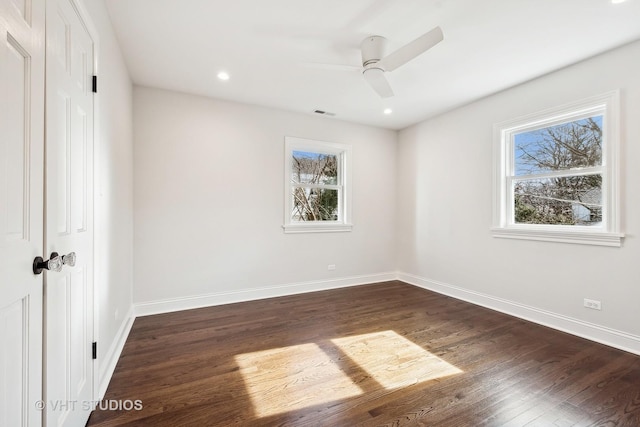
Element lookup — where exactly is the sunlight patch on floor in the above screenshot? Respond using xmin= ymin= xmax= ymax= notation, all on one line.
xmin=331 ymin=330 xmax=463 ymax=389
xmin=235 ymin=330 xmax=462 ymax=418
xmin=234 ymin=342 xmax=363 ymax=418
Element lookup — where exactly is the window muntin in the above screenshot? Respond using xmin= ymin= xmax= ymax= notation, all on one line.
xmin=509 ymin=115 xmax=603 ymax=227
xmin=284 ymin=138 xmax=352 ymax=233
xmin=493 ymin=91 xmax=622 ymax=246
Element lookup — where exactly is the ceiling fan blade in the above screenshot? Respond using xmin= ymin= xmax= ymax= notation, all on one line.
xmin=363 ymin=67 xmax=394 ymax=98
xmin=378 ymin=26 xmax=443 ymax=72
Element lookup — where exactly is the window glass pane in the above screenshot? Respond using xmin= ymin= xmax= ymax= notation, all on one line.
xmin=291 ymin=151 xmax=338 ymax=185
xmin=514 ymin=115 xmax=603 ymax=176
xmin=513 ymin=175 xmax=602 ymax=226
xmin=291 ymin=187 xmax=339 ymax=221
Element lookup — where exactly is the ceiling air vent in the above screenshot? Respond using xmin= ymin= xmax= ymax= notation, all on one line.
xmin=313 ymin=109 xmax=336 ymax=116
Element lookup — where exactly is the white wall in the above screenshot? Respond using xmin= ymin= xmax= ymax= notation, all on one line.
xmin=83 ymin=0 xmax=134 ymax=395
xmin=397 ymin=40 xmax=640 ymax=353
xmin=133 ymin=87 xmax=397 ymax=312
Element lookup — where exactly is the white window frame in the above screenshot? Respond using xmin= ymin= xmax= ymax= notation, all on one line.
xmin=283 ymin=136 xmax=352 ymax=233
xmin=492 ymin=91 xmax=623 ymax=247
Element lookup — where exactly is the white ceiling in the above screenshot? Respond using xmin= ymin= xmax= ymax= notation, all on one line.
xmin=105 ymin=0 xmax=640 ymax=130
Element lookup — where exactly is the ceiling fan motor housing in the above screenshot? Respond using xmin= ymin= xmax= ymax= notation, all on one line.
xmin=361 ymin=35 xmax=388 ymax=68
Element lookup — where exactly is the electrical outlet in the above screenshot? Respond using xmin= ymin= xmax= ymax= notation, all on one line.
xmin=327 ymin=264 xmax=336 ymax=271
xmin=584 ymin=298 xmax=602 ymax=310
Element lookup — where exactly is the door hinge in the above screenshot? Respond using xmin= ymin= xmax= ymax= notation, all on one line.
xmin=92 ymin=342 xmax=97 ymax=359
xmin=92 ymin=75 xmax=97 ymax=93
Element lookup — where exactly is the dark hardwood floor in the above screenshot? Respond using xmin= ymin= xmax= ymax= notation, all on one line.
xmin=87 ymin=281 xmax=640 ymax=426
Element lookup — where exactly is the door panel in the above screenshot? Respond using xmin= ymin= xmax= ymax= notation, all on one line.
xmin=0 ymin=298 xmax=29 ymax=427
xmin=0 ymin=0 xmax=45 ymax=425
xmin=71 ymin=105 xmax=87 ymax=233
xmin=70 ymin=267 xmax=88 ymax=392
xmin=54 ymin=90 xmax=71 ymax=236
xmin=4 ymin=34 xmax=28 ymax=241
xmin=45 ymin=0 xmax=94 ymax=426
xmin=8 ymin=0 xmax=27 ymax=22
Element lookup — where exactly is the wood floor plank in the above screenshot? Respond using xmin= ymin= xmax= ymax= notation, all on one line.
xmin=87 ymin=281 xmax=640 ymax=427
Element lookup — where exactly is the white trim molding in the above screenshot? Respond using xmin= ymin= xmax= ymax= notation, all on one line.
xmin=98 ymin=307 xmax=135 ymax=399
xmin=491 ymin=226 xmax=624 ymax=247
xmin=397 ymin=272 xmax=640 ymax=356
xmin=134 ymin=272 xmax=396 ymax=317
xmin=99 ymin=274 xmax=640 ymax=399
xmin=283 ymin=222 xmax=353 ymax=234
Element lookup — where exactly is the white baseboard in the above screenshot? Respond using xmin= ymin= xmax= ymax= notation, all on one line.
xmin=398 ymin=272 xmax=640 ymax=356
xmin=134 ymin=272 xmax=397 ymax=317
xmin=99 ymin=272 xmax=638 ymax=401
xmin=98 ymin=306 xmax=135 ymax=398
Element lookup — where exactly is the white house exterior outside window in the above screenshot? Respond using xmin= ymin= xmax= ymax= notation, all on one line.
xmin=492 ymin=91 xmax=623 ymax=247
xmin=283 ymin=137 xmax=352 ymax=233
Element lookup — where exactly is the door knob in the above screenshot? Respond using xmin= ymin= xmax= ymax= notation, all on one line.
xmin=33 ymin=252 xmax=63 ymax=274
xmin=62 ymin=252 xmax=76 ymax=267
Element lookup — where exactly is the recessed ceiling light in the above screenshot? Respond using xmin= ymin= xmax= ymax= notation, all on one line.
xmin=217 ymin=71 xmax=230 ymax=81
xmin=383 ymin=108 xmax=393 ymax=115
xmin=611 ymin=0 xmax=626 ymax=3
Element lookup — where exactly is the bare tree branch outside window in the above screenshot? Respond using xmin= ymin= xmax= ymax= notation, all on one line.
xmin=513 ymin=116 xmax=603 ymax=225
xmin=291 ymin=151 xmax=339 ymax=221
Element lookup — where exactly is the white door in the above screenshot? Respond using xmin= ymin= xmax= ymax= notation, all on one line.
xmin=44 ymin=0 xmax=95 ymax=425
xmin=0 ymin=0 xmax=45 ymax=425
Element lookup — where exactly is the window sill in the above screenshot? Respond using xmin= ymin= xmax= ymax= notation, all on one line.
xmin=491 ymin=227 xmax=624 ymax=247
xmin=283 ymin=222 xmax=353 ymax=234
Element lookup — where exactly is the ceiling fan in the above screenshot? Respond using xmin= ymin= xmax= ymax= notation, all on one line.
xmin=359 ymin=26 xmax=444 ymax=98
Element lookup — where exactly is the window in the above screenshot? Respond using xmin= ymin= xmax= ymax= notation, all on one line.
xmin=492 ymin=91 xmax=622 ymax=246
xmin=283 ymin=137 xmax=352 ymax=233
